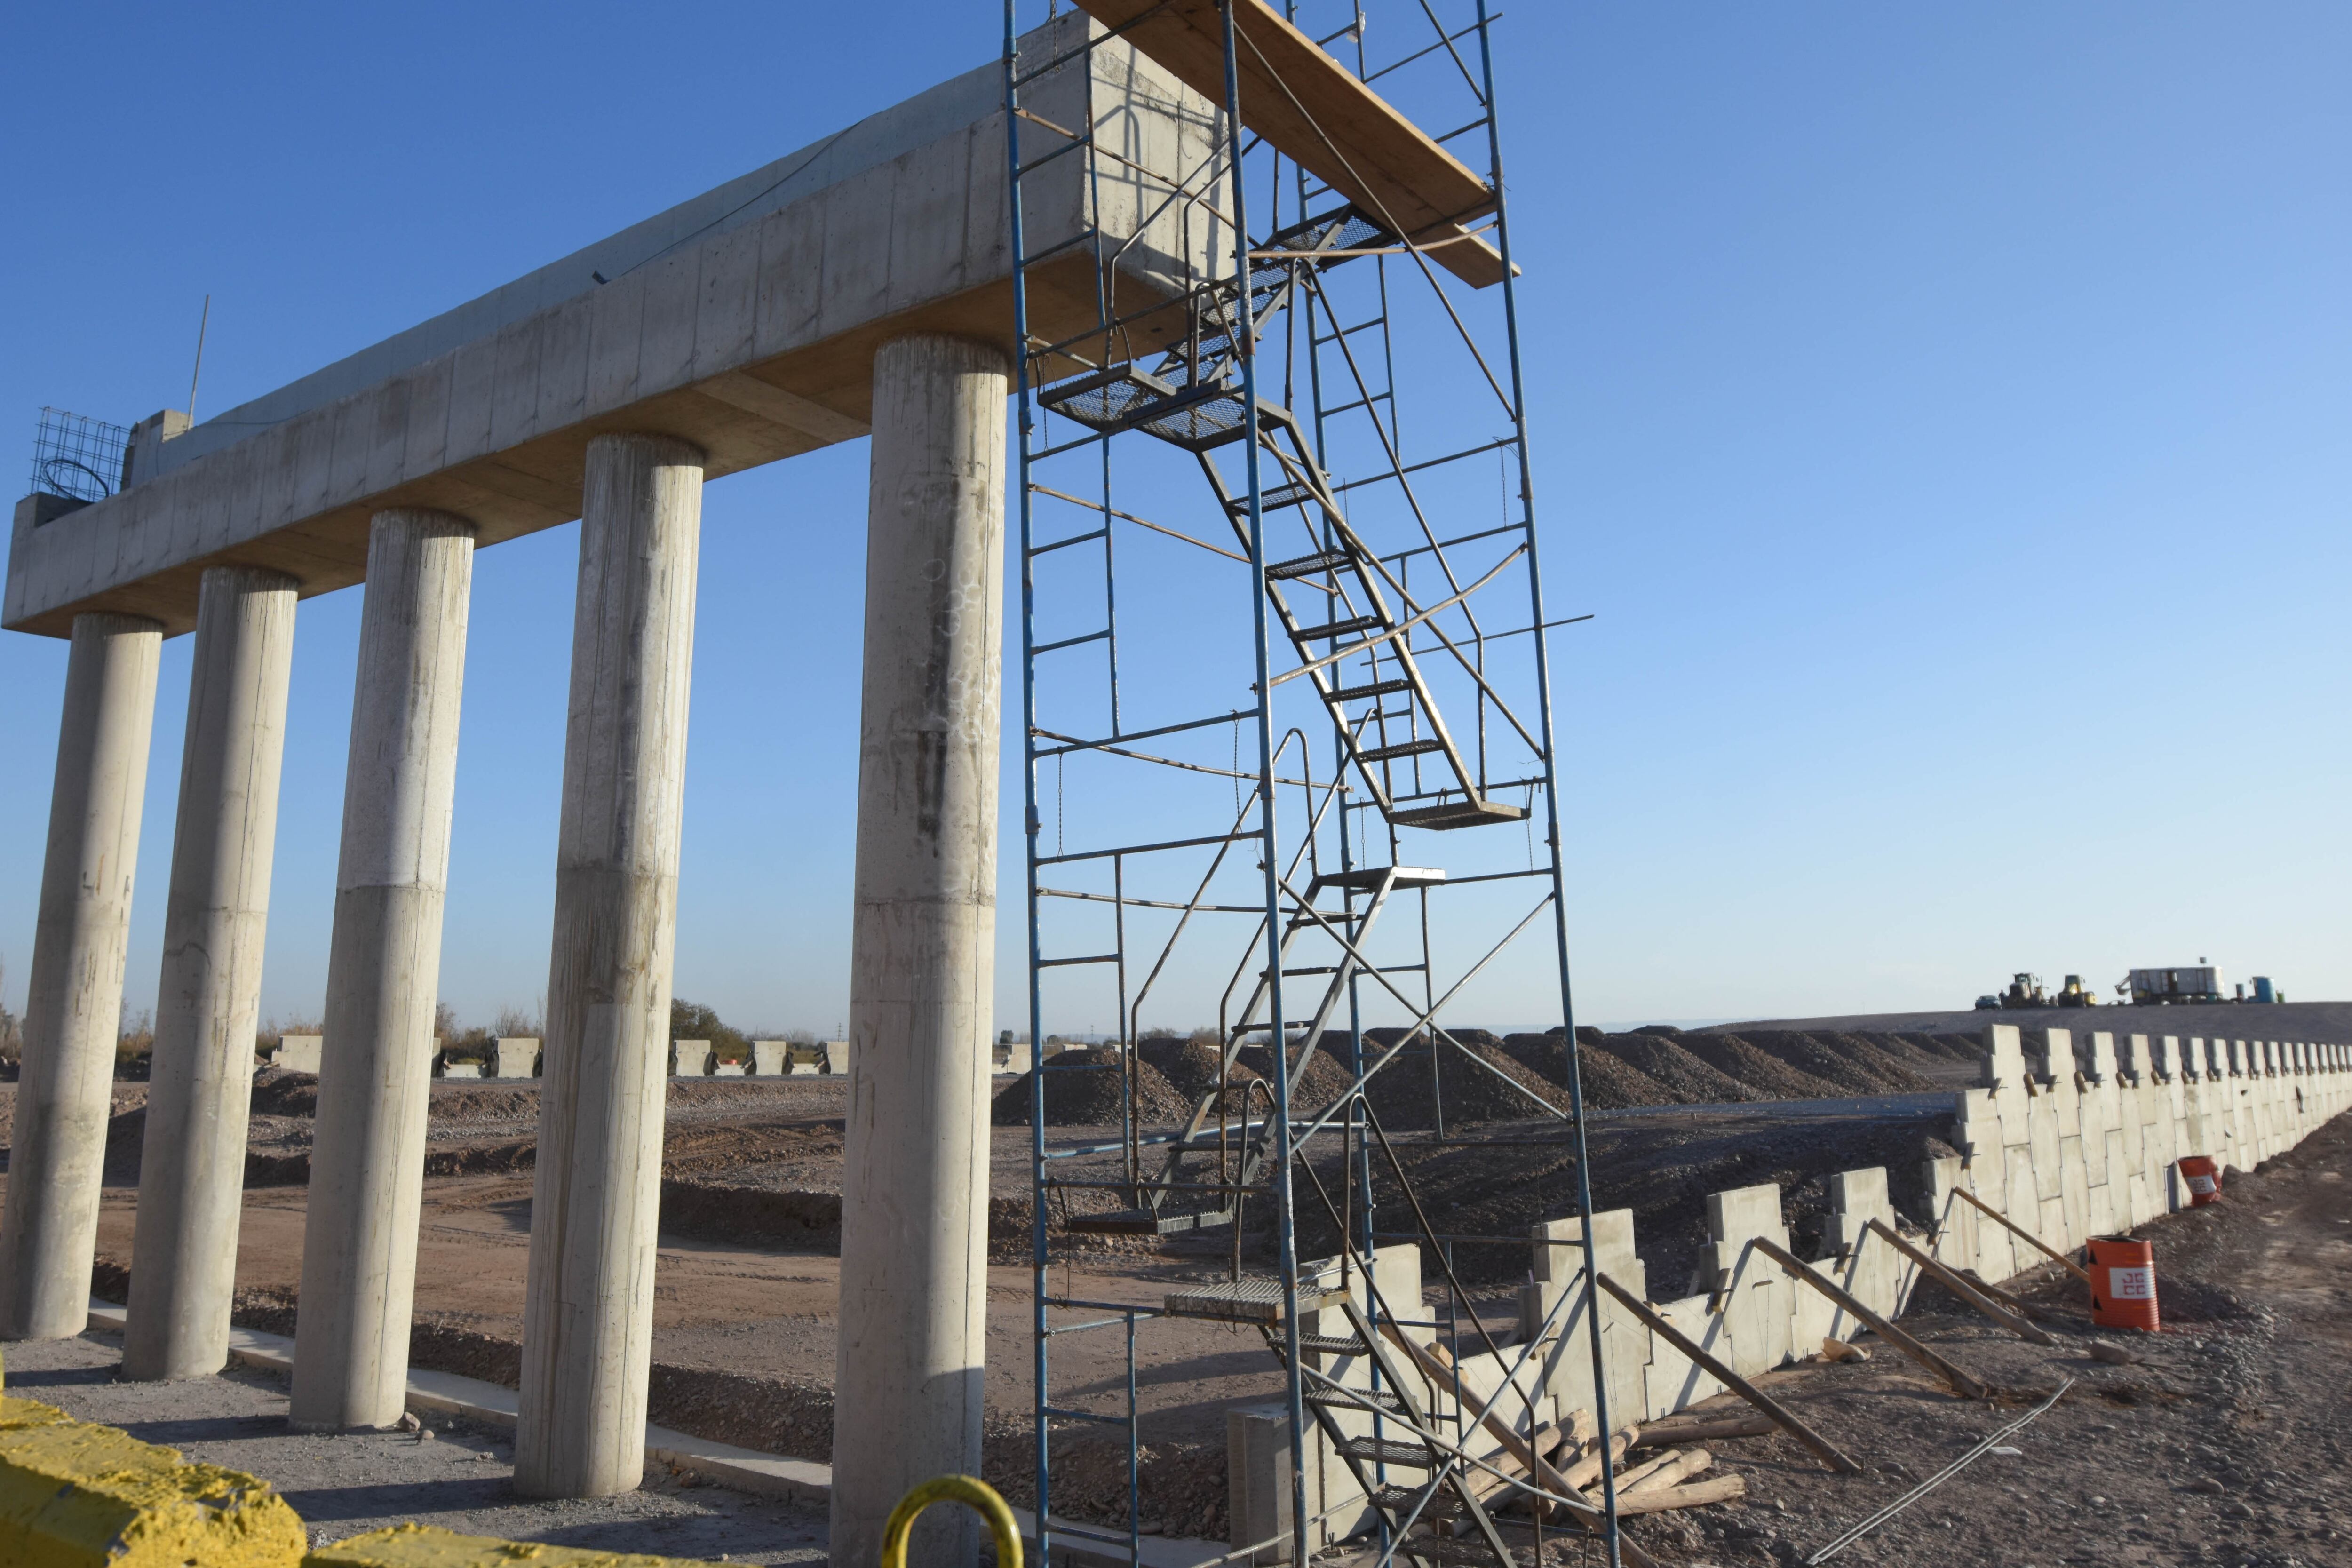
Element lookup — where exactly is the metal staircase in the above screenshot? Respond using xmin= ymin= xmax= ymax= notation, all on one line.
xmin=1160 ymin=1281 xmax=1525 ymax=1568
xmin=1039 ymin=207 xmax=1528 ymax=834
xmin=1066 ymin=864 xmax=1439 ymax=1236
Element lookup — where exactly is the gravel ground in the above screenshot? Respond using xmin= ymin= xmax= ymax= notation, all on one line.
xmin=1 ymin=1332 xmax=827 ymax=1565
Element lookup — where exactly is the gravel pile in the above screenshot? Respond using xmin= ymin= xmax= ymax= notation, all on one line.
xmin=991 ymin=1050 xmax=1192 ymax=1126
xmin=1136 ymin=1037 xmax=1261 ymax=1117
xmin=1356 ymin=1028 xmax=1574 ymax=1127
xmin=1593 ymin=1032 xmax=1762 ymax=1104
xmin=1729 ymin=1031 xmax=1926 ymax=1095
xmin=1236 ymin=1040 xmax=1357 ymax=1118
xmin=1679 ymin=1033 xmax=1848 ymax=1099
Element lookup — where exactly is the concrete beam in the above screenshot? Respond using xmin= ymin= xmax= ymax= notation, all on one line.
xmin=5 ymin=15 xmax=1218 ymax=638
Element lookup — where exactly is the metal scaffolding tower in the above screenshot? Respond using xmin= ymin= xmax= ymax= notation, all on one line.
xmin=1004 ymin=3 xmax=1624 ymax=1563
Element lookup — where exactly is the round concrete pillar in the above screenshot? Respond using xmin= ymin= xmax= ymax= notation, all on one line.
xmin=830 ymin=334 xmax=1009 ymax=1568
xmin=290 ymin=510 xmax=476 ymax=1430
xmin=514 ymin=433 xmax=704 ymax=1498
xmin=0 ymin=613 xmax=164 ymax=1341
xmin=125 ymin=564 xmax=299 ymax=1382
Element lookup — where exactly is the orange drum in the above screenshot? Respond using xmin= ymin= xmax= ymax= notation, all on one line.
xmin=2177 ymin=1155 xmax=2222 ymax=1206
xmin=2088 ymin=1236 xmax=2160 ymax=1330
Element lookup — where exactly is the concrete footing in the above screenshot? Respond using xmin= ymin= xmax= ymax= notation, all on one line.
xmin=125 ymin=565 xmax=299 ymax=1382
xmin=514 ymin=433 xmax=705 ymax=1498
xmin=0 ymin=613 xmax=163 ymax=1341
xmin=292 ymin=509 xmax=476 ymax=1430
xmin=830 ymin=334 xmax=1009 ymax=1568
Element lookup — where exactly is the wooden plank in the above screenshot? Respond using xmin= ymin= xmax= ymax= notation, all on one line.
xmin=1865 ymin=1219 xmax=2057 ymax=1347
xmin=1070 ymin=0 xmax=1507 ymax=288
xmin=1750 ymin=1236 xmax=1991 ymax=1401
xmin=1592 ymin=1272 xmax=1862 ymax=1475
xmin=1952 ymin=1186 xmax=2094 ymax=1283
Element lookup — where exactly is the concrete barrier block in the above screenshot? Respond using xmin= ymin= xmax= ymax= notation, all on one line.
xmin=673 ymin=1039 xmax=712 ymax=1077
xmin=820 ymin=1039 xmax=849 ymax=1075
xmin=305 ymin=1522 xmax=728 ymax=1566
xmin=272 ymin=1034 xmax=323 ymax=1074
xmin=0 ymin=1396 xmax=305 ymax=1566
xmin=491 ymin=1038 xmax=539 ymax=1078
xmin=750 ymin=1040 xmax=788 ymax=1076
xmin=439 ymin=1060 xmax=481 ymax=1080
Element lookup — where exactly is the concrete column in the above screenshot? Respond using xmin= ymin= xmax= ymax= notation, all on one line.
xmin=514 ymin=433 xmax=704 ymax=1498
xmin=124 ymin=565 xmax=298 ymax=1381
xmin=0 ymin=613 xmax=163 ymax=1340
xmin=830 ymin=334 xmax=1009 ymax=1568
xmin=290 ymin=511 xmax=475 ymax=1429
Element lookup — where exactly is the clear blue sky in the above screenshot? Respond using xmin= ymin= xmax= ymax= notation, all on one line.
xmin=2 ymin=2 xmax=2345 ymax=1038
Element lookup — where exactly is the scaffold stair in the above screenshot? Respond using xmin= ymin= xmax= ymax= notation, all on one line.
xmin=1035 ymin=207 xmax=1529 ymax=834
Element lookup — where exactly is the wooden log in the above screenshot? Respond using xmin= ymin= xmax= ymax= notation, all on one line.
xmin=1607 ymin=1449 xmax=1678 ymax=1494
xmin=1377 ymin=1322 xmax=1586 ymax=1516
xmin=1750 ymin=1235 xmax=1991 ymax=1400
xmin=1624 ymin=1448 xmax=1713 ymax=1496
xmin=1951 ymin=1186 xmax=2093 ymax=1282
xmin=1613 ymin=1473 xmax=1748 ymax=1516
xmin=1593 ymin=1272 xmax=1863 ymax=1475
xmin=1561 ymin=1430 xmax=1632 ymax=1491
xmin=1865 ymin=1219 xmax=2057 ymax=1347
xmin=1631 ymin=1414 xmax=1773 ymax=1449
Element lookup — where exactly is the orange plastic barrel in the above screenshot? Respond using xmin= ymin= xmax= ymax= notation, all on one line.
xmin=2177 ymin=1154 xmax=2222 ymax=1206
xmin=2088 ymin=1236 xmax=2160 ymax=1330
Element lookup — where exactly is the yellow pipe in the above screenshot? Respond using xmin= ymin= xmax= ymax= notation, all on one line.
xmin=880 ymin=1475 xmax=1023 ymax=1568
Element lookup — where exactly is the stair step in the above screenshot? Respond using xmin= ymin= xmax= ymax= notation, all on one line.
xmin=1388 ymin=797 xmax=1529 ymax=832
xmin=1328 ymin=678 xmax=1411 ymax=702
xmin=1359 ymin=739 xmax=1445 ymax=764
xmin=1066 ymin=1206 xmax=1232 ymax=1236
xmin=1228 ymin=481 xmax=1322 ymax=517
xmin=1294 ymin=615 xmax=1383 ymax=642
xmin=1306 ymin=1384 xmax=1405 ymax=1414
xmin=1309 ymin=866 xmax=1446 ymax=893
xmin=1297 ymin=1332 xmax=1370 ymax=1357
xmin=1367 ymin=1484 xmax=1457 ymax=1517
xmin=1165 ymin=1278 xmax=1350 ymax=1324
xmin=1335 ymin=1436 xmax=1433 ymax=1467
xmin=1265 ymin=549 xmax=1353 ymax=582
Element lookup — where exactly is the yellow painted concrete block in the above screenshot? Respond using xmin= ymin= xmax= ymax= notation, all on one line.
xmin=0 ymin=1396 xmax=306 ymax=1567
xmin=307 ymin=1523 xmax=731 ymax=1567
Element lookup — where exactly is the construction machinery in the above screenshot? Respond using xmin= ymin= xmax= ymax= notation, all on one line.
xmin=1999 ymin=973 xmax=2049 ymax=1009
xmin=2118 ymin=966 xmax=2225 ymax=1005
xmin=2054 ymin=974 xmax=2099 ymax=1008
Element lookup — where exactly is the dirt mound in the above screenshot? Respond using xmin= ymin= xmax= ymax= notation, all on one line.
xmin=991 ymin=1050 xmax=1191 ymax=1126
xmin=1593 ymin=1032 xmax=1761 ymax=1104
xmin=1136 ymin=1037 xmax=1261 ymax=1117
xmin=1355 ymin=1029 xmax=1573 ymax=1127
xmin=1932 ymin=1031 xmax=1991 ymax=1064
xmin=1673 ymin=1033 xmax=1838 ymax=1099
xmin=1727 ymin=1031 xmax=1924 ymax=1095
xmin=1554 ymin=1041 xmax=1679 ymax=1110
xmin=1236 ymin=1041 xmax=1354 ymax=1119
xmin=249 ymin=1068 xmax=318 ymax=1117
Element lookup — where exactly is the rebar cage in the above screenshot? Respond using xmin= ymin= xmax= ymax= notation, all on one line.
xmin=1003 ymin=4 xmax=1624 ymax=1563
xmin=29 ymin=406 xmax=129 ymax=503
